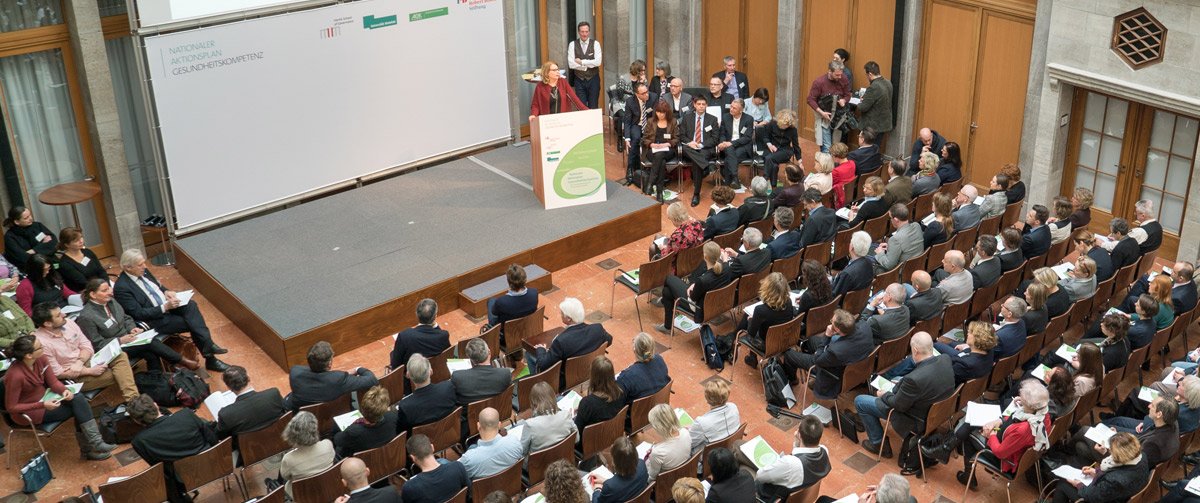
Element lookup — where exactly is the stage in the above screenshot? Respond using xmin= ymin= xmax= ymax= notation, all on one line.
xmin=174 ymin=143 xmax=660 ymax=369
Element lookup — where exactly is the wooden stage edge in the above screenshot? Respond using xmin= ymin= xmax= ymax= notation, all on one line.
xmin=174 ymin=200 xmax=662 ymax=370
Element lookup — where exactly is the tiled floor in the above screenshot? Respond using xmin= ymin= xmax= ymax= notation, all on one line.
xmin=2 ymin=132 xmax=1184 ymax=503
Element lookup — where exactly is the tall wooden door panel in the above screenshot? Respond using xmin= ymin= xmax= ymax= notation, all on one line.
xmin=967 ymin=12 xmax=1033 ymax=188
xmin=800 ymin=2 xmax=853 ymax=139
xmin=701 ymin=0 xmax=741 ymax=77
xmin=743 ymin=0 xmax=778 ymax=104
xmin=915 ymin=0 xmax=980 ymax=155
xmin=853 ymin=0 xmax=897 ymax=82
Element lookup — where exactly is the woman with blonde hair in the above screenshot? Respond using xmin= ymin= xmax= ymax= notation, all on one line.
xmin=1073 ymin=228 xmax=1114 ymax=282
xmin=617 ymin=333 xmax=671 ymax=403
xmin=764 ymin=109 xmax=800 ymax=190
xmin=1022 ymin=284 xmax=1050 ymax=334
xmin=922 ymin=192 xmax=955 ymax=248
xmin=544 ymin=459 xmax=589 ymax=503
xmin=1060 ymin=256 xmax=1098 ymax=303
xmin=1052 ymin=432 xmax=1149 ymax=503
xmin=646 ymin=403 xmax=692 ymax=482
xmin=1029 ymin=267 xmax=1071 ymax=318
xmin=688 ymin=380 xmax=741 ymax=453
xmin=1070 ymin=187 xmax=1094 ymax=229
xmin=657 ymin=241 xmax=734 ymax=334
xmin=804 ymin=153 xmax=834 ymax=194
xmin=651 ymin=202 xmax=703 ymax=260
xmin=739 ymin=272 xmax=797 ymax=366
xmin=530 ymin=61 xmax=587 ymax=118
xmin=911 ymin=151 xmax=941 ymax=196
xmin=521 ymin=381 xmax=577 ymax=455
xmin=671 ymin=478 xmax=706 ymax=503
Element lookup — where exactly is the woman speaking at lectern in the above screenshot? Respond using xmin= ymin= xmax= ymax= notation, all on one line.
xmin=529 ymin=61 xmax=588 ymax=119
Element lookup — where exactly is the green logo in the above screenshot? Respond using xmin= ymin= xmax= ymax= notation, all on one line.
xmin=409 ymin=7 xmax=448 ymax=22
xmin=363 ymin=14 xmax=398 ymax=29
xmin=552 ymin=133 xmax=605 ymax=199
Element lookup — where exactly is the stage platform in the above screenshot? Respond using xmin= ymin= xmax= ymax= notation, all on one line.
xmin=175 ymin=144 xmax=660 ymax=369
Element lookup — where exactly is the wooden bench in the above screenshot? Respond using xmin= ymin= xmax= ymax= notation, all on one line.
xmin=458 ymin=264 xmax=553 ymax=318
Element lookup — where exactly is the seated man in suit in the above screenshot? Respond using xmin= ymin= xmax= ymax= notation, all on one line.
xmin=399 ymin=354 xmax=458 ymax=430
xmin=997 ymin=228 xmax=1025 ymax=273
xmin=1121 ymin=261 xmax=1198 ymax=316
xmin=796 ymin=188 xmax=839 ymax=250
xmin=665 ymin=77 xmax=693 ymax=121
xmin=881 ymin=160 xmax=913 ymax=209
xmin=966 ymin=236 xmax=1002 ymax=289
xmin=904 ymin=128 xmax=947 ymax=174
xmin=980 ymin=174 xmax=1009 ymax=219
xmin=215 ymin=365 xmax=287 ymax=443
xmin=128 ymin=393 xmax=217 ymax=502
xmin=401 ymin=434 xmax=469 ymax=503
xmin=529 ymin=297 xmax=612 ymax=375
xmin=720 ymin=227 xmax=772 ymax=278
xmin=112 ymin=249 xmax=229 ymax=372
xmin=390 ymin=298 xmax=451 ymax=371
xmin=860 ymin=283 xmax=911 ymax=345
xmin=905 ymin=270 xmax=946 ymax=326
xmin=487 ymin=264 xmax=539 ymax=328
xmin=872 ymin=204 xmax=925 ymax=273
xmin=336 ymin=456 xmax=402 ymax=502
xmin=703 ymin=186 xmax=740 ymax=240
xmin=854 ymin=332 xmax=955 ymax=456
xmin=76 ymin=278 xmax=193 ymax=372
xmin=780 ymin=309 xmax=874 ymax=393
xmin=679 ymin=95 xmax=720 ymax=207
xmin=950 ymin=185 xmax=983 ymax=232
xmin=713 ymin=56 xmax=749 ymax=101
xmin=932 ymin=250 xmax=973 ymax=306
xmin=716 ymin=98 xmax=756 ymax=189
xmin=994 ymin=297 xmax=1028 ymax=362
xmin=765 ymin=207 xmax=801 ymax=260
xmin=1100 ymin=218 xmax=1141 ymax=272
xmin=702 ymin=75 xmax=734 ymax=115
xmin=1020 ymin=204 xmax=1051 ymax=259
xmin=1131 ymin=198 xmax=1163 ymax=255
xmin=622 ymin=82 xmax=654 ymax=185
xmin=451 ymin=338 xmax=511 ymax=405
xmin=832 ymin=231 xmax=875 ymax=297
xmin=848 ymin=128 xmax=883 ymax=176
xmin=286 ymin=341 xmax=378 ymax=410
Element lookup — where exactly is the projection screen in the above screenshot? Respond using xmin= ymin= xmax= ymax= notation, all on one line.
xmin=142 ymin=0 xmax=510 ymax=232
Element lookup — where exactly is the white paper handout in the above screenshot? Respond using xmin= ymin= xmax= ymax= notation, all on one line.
xmin=121 ymin=329 xmax=159 ymax=348
xmin=1051 ymin=465 xmax=1094 ymax=486
xmin=446 ymin=359 xmax=472 ymax=373
xmin=739 ymin=435 xmax=780 ymax=470
xmin=673 ymin=314 xmax=700 ymax=333
xmin=835 ymin=207 xmax=853 ymax=220
xmin=965 ymin=402 xmax=1002 ymax=427
xmin=204 ymin=390 xmax=237 ymax=419
xmin=1054 ymin=344 xmax=1078 ymax=362
xmin=1084 ymin=424 xmax=1116 ymax=448
xmin=1051 ymin=262 xmax=1075 ymax=280
xmin=802 ymin=402 xmax=832 ymax=424
xmin=1186 ymin=476 xmax=1200 ymax=496
xmin=1137 ymin=386 xmax=1160 ymax=402
xmin=636 ymin=441 xmax=652 ymax=459
xmin=558 ymin=390 xmax=583 ymax=413
xmin=870 ymin=375 xmax=896 ymax=394
xmin=176 ymin=290 xmax=195 ymax=306
xmin=90 ymin=339 xmax=122 ymax=368
xmin=333 ymin=410 xmax=363 ymax=431
xmin=1031 ymin=364 xmax=1054 ymax=383
xmin=581 ymin=466 xmax=614 ymax=497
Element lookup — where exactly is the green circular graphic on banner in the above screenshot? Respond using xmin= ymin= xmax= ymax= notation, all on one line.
xmin=553 ymin=133 xmax=605 ymax=199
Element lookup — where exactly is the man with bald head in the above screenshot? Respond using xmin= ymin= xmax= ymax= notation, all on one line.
xmin=905 ymin=128 xmax=947 ymax=174
xmin=905 ymin=270 xmax=946 ymax=326
xmin=666 ymin=77 xmax=693 ymax=121
xmin=951 ymin=185 xmax=982 ymax=231
xmin=859 ymin=283 xmax=911 ymax=345
xmin=336 ymin=457 xmax=401 ymax=502
xmin=934 ymin=250 xmax=973 ymax=305
xmin=458 ymin=407 xmax=522 ymax=479
xmin=854 ymin=331 xmax=954 ymax=456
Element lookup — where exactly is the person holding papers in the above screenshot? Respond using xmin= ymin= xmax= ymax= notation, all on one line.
xmin=716 ymin=99 xmax=755 ymax=189
xmin=651 ymin=203 xmax=704 ymax=261
xmin=1159 ymin=464 xmax=1200 ymax=503
xmin=688 ymin=380 xmax=741 ymax=455
xmin=924 ymin=380 xmax=1050 ymax=487
xmin=113 ymin=249 xmax=229 ymax=372
xmin=840 ymin=176 xmax=889 ymax=230
xmin=16 ymin=254 xmax=74 ymax=316
xmin=521 ymin=382 xmax=577 ymax=455
xmin=781 ymin=309 xmax=873 ymax=392
xmin=859 ymin=283 xmax=911 ymax=345
xmin=738 ymin=273 xmax=798 ymax=366
xmin=1076 ymin=313 xmax=1132 ymax=374
xmin=1051 ymin=432 xmax=1150 ymax=503
xmin=950 ymin=185 xmax=982 ymax=232
xmin=721 ymin=228 xmax=772 ymax=279
xmin=588 ymin=437 xmax=649 ymax=503
xmin=2 ymin=205 xmax=58 ymax=271
xmin=645 ymin=403 xmax=693 ymax=482
xmin=459 ymin=407 xmax=522 ymax=480
xmin=1080 ymin=396 xmax=1180 ymax=469
xmin=997 ymin=228 xmax=1025 ymax=273
xmin=32 ymin=302 xmax=138 ymax=404
xmin=737 ymin=177 xmax=773 ymax=227
xmin=641 ymin=100 xmax=679 ymax=203
xmin=334 ymin=386 xmax=400 ymax=459
xmin=754 ymin=415 xmax=830 ymax=502
xmin=76 ymin=278 xmax=195 ymax=372
xmin=2 ymin=335 xmax=114 ymax=460
xmin=854 ymin=332 xmax=954 ymax=458
xmin=575 ymin=357 xmax=626 ymax=433
xmin=616 ymin=333 xmax=670 ymax=403
xmin=1121 ymin=260 xmax=1198 ymax=315
xmin=1114 ymin=374 xmax=1200 ymax=436
xmin=1101 ymin=218 xmax=1141 ymax=271
xmin=213 ymin=365 xmax=286 ymax=441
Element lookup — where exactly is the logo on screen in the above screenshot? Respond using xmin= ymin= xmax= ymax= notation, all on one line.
xmin=363 ymin=14 xmax=398 ymax=29
xmin=319 ymin=27 xmax=342 ymax=39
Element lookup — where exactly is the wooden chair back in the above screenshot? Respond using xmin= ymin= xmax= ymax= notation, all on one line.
xmin=875 ymin=329 xmax=914 ymax=373
xmin=1023 ymin=254 xmax=1049 ymax=281
xmin=953 ymin=225 xmax=979 ymax=253
xmin=504 ymin=306 xmax=546 ymax=351
xmin=926 ymin=240 xmax=955 ymax=271
xmin=446 ymin=487 xmax=468 ymax=503
xmin=291 ymin=459 xmax=346 ymax=503
xmin=942 ymin=301 xmax=971 ymax=333
xmin=842 ymin=179 xmax=858 ymax=204
xmin=175 ymin=437 xmax=236 ymax=494
xmin=354 ymin=431 xmax=407 ymax=485
xmin=978 ymin=214 xmax=1001 ymax=237
xmin=624 ymin=483 xmax=654 ymax=503
xmin=1045 ymin=313 xmax=1069 ymax=346
xmin=748 ymin=217 xmax=774 ymax=238
xmin=429 ymin=345 xmax=457 ymax=384
xmin=526 ymin=433 xmax=575 ymax=487
xmin=629 ymin=380 xmax=673 ymax=434
xmin=700 ymin=423 xmax=748 ymax=479
xmin=802 ymin=240 xmax=832 ymax=265
xmin=872 ymin=264 xmax=901 ymax=294
xmin=832 ymin=223 xmax=861 ymax=263
xmin=771 ymin=253 xmax=803 ymax=284
xmin=411 ymin=406 xmax=463 ymax=455
xmin=581 ymin=405 xmax=630 ymax=461
xmin=1128 ymin=467 xmax=1157 ymax=503
xmin=517 ymin=361 xmax=561 ymax=412
xmin=1048 ymin=409 xmax=1073 ymax=446
xmin=1017 ymin=332 xmax=1046 ymax=371
xmin=901 ymin=248 xmax=930 ymax=277
xmin=1148 ymin=324 xmax=1173 ymax=366
xmin=785 ymin=479 xmax=823 ymax=503
xmin=1113 ymin=263 xmax=1138 ymax=294
xmin=958 ymin=376 xmax=989 ymax=410
xmin=1099 ymin=368 xmax=1123 ymax=404
xmin=237 ymin=411 xmax=294 ymax=468
xmin=565 ymin=343 xmax=610 ymax=391
xmin=837 ymin=347 xmax=880 ymax=397
xmin=713 ymin=226 xmax=745 ymax=250
xmin=939 ymin=178 xmax=963 ymax=197
xmin=458 ymin=324 xmax=501 ymax=362
xmin=910 ymin=192 xmax=935 ymax=218
xmin=298 ymin=392 xmax=353 ymax=437
xmin=256 ymin=487 xmax=286 ymax=503
xmin=997 ymin=267 xmax=1023 ymax=299
xmin=100 ymin=463 xmax=167 ymax=503
xmin=700 ymin=281 xmax=738 ymax=324
xmin=1066 ymin=298 xmax=1089 ymax=329
xmin=919 ymin=385 xmax=962 ymax=436
xmin=466 ymin=383 xmax=516 ymax=436
xmin=379 ymin=366 xmax=407 ymax=405
xmin=864 ymin=214 xmax=889 ymax=240
xmin=1073 ymin=387 xmax=1099 ymax=425
xmin=1138 ymin=250 xmax=1159 ymax=278
xmin=471 ymin=460 xmax=522 ymax=500
xmin=989 ymin=353 xmax=1019 ymax=389
xmin=1126 ymin=345 xmax=1150 ymax=381
xmin=736 ymin=270 xmax=771 ymax=307
xmin=806 ymin=296 xmax=842 ymax=338
xmin=675 ymin=244 xmax=705 ymax=277
xmin=1001 ymin=201 xmax=1023 ymax=229
xmin=762 ymin=315 xmax=804 ymax=359
xmin=970 ymin=283 xmax=999 ymax=320
xmin=652 ymin=451 xmax=702 ymax=503
xmin=637 ymin=251 xmax=676 ymax=294
xmin=914 ymin=315 xmax=942 ymax=337
xmin=1045 ymin=239 xmax=1071 ymax=266
xmin=841 ymin=288 xmax=871 ymax=317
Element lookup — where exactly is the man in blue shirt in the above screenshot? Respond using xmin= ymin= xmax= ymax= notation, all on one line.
xmin=458 ymin=407 xmax=522 ymax=480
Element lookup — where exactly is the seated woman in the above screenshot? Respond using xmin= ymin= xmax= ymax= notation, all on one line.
xmin=1080 ymin=294 xmax=1157 ymax=349
xmin=1144 ymin=274 xmax=1176 ymax=330
xmin=1072 ymin=229 xmax=1114 ymax=282
xmin=55 ymin=227 xmax=107 ymax=293
xmin=999 ymin=163 xmax=1026 ymax=204
xmin=279 ymin=411 xmax=335 ymax=498
xmin=998 ymin=228 xmax=1025 ymax=273
xmin=2 ymin=335 xmax=115 ymax=460
xmin=3 ymin=206 xmax=58 ymax=271
xmin=333 ymin=386 xmax=399 ymax=458
xmin=910 ymin=152 xmax=941 ymax=196
xmin=575 ymin=356 xmax=626 ymax=433
xmin=1083 ymin=395 xmax=1180 ymax=469
xmin=922 ymin=379 xmax=1050 ymax=485
xmin=739 ymin=272 xmax=797 ymax=366
xmin=738 ymin=177 xmax=773 ymax=226
xmin=15 ymin=254 xmax=75 ymax=316
xmin=772 ymin=163 xmax=807 ymax=209
xmin=703 ymin=186 xmax=739 ymax=241
xmin=76 ymin=278 xmax=195 ymax=372
xmin=1047 ymin=196 xmax=1074 ymax=245
xmin=617 ymin=333 xmax=670 ymax=403
xmin=521 ymin=381 xmax=577 ymax=455
xmin=587 ymin=436 xmax=649 ymax=503
xmin=842 ymin=176 xmax=889 ymax=229
xmin=614 ymin=60 xmax=647 ymax=105
xmin=1067 ymin=342 xmax=1104 ymax=398
xmin=1044 ymin=367 xmax=1079 ymax=418
xmin=936 ymin=142 xmax=963 ymax=184
xmin=797 ymin=259 xmax=835 ymax=314
xmin=1059 ymin=256 xmax=1098 ymax=303
xmin=921 ymin=192 xmax=955 ymax=248
xmin=705 ymin=448 xmax=755 ymax=503
xmin=688 ymin=379 xmax=741 ymax=454
xmin=645 ymin=403 xmax=692 ymax=482
xmin=656 ymin=242 xmax=734 ymax=334
xmin=652 ymin=202 xmax=704 ymax=261
xmin=544 ymin=460 xmax=588 ymax=503
xmin=1070 ymin=188 xmax=1094 ymax=230
xmin=1051 ymin=432 xmax=1150 ymax=503
xmin=803 ymin=153 xmax=833 ymax=195
xmin=640 ymin=100 xmax=679 ymax=203
xmin=1022 ymin=283 xmax=1051 ymax=335
xmin=1028 ymin=268 xmax=1071 ymax=319
xmin=763 ymin=110 xmax=800 ymax=191
xmin=885 ymin=321 xmax=993 ymax=385
xmin=828 ymin=142 xmax=857 ymax=208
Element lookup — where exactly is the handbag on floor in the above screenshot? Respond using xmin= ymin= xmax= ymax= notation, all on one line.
xmin=21 ymin=452 xmax=52 ymax=493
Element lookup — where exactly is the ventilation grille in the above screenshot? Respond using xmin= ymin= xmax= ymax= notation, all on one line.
xmin=1112 ymin=8 xmax=1167 ymax=69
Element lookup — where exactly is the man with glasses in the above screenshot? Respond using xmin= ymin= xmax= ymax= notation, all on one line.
xmin=951 ymin=184 xmax=983 ymax=231
xmin=622 ymin=82 xmax=654 ymax=186
xmin=702 ymin=76 xmax=733 ymax=118
xmin=665 ymin=78 xmax=692 ymax=123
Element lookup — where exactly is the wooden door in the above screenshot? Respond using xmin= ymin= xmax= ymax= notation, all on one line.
xmin=702 ymin=0 xmax=741 ymax=78
xmin=914 ymin=0 xmax=980 ymax=156
xmin=743 ymin=0 xmax=778 ymax=104
xmin=966 ymin=12 xmax=1033 ymax=188
xmin=701 ymin=0 xmax=777 ymax=104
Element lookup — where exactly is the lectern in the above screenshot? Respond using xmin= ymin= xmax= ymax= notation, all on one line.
xmin=529 ymin=109 xmax=606 ymax=210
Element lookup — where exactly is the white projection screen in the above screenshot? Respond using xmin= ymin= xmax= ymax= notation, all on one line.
xmin=143 ymin=0 xmax=511 ymax=232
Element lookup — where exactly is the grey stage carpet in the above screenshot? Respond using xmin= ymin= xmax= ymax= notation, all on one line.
xmin=176 ymin=144 xmax=655 ymax=338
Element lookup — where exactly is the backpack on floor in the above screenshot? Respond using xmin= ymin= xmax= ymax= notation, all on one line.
xmin=135 ymin=370 xmax=179 ymax=407
xmin=699 ymin=324 xmax=724 ymax=370
xmin=761 ymin=357 xmax=793 ymax=408
xmin=97 ymin=404 xmax=145 ymax=445
xmin=169 ymin=369 xmax=211 ymax=409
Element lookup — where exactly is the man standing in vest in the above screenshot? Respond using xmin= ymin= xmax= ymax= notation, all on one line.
xmin=567 ymin=21 xmax=602 ymax=109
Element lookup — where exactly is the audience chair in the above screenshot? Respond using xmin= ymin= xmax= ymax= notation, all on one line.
xmin=503 ymin=306 xmax=546 ymax=353
xmin=579 ymin=405 xmax=629 ymax=462
xmin=1127 ymin=344 xmax=1151 ymax=386
xmin=952 ymin=225 xmax=979 ymax=253
xmin=1043 ymin=313 xmax=1070 ymax=349
xmin=770 ymin=253 xmax=803 ymax=285
xmin=652 ymin=450 xmax=702 ymax=503
xmin=913 ymin=315 xmax=943 ymax=338
xmin=669 ymin=281 xmax=737 ymax=347
xmin=379 ymin=366 xmax=407 ymax=407
xmin=1093 ymin=368 xmax=1125 ymax=420
xmin=235 ymin=411 xmax=293 ymax=494
xmin=98 ymin=462 xmax=167 ymax=503
xmin=800 ymin=347 xmax=879 ymax=425
xmin=1001 ymin=201 xmax=1023 ymax=229
xmin=254 ymin=487 xmax=286 ymax=503
xmin=832 ymin=223 xmax=861 ymax=263
xmin=925 ymin=240 xmax=955 ymax=272
xmin=292 ymin=459 xmax=347 ymax=503
xmin=735 ymin=314 xmax=803 ymax=372
xmin=1016 ymin=332 xmax=1047 ymax=374
xmin=819 ymin=191 xmax=836 ymax=211
xmin=298 ymin=392 xmax=353 ymax=438
xmin=877 ymin=384 xmax=961 ymax=481
xmin=874 ymin=328 xmax=915 ymax=373
xmin=412 ymin=406 xmax=463 ymax=456
xmin=614 ymin=251 xmax=676 ymax=333
xmin=458 ymin=324 xmax=501 ymax=362
xmin=700 ymin=423 xmax=748 ymax=479
xmin=446 ymin=486 xmax=469 ymax=503
xmin=969 ymin=283 xmax=1000 ymax=321
xmin=175 ymin=437 xmax=244 ymax=500
xmin=872 ymin=264 xmax=901 ymax=294
xmin=979 ymin=214 xmax=1002 ymax=237
xmin=625 ymin=483 xmax=654 ymax=503
xmin=1073 ymin=387 xmax=1099 ymax=428
xmin=1045 ymin=239 xmax=1070 ymax=267
xmin=957 ymin=375 xmax=989 ymax=411
xmin=748 ymin=217 xmax=774 ymax=238
xmin=942 ymin=301 xmax=971 ymax=334
xmin=473 ymin=460 xmax=522 ymax=500
xmin=466 ymin=383 xmax=516 ymax=436
xmin=1138 ymin=250 xmax=1159 ymax=279
xmin=988 ymin=353 xmax=1020 ymax=392
xmin=901 ymin=248 xmax=930 ymax=278
xmin=790 ymin=203 xmax=807 ymax=229
xmin=674 ymin=244 xmax=706 ymax=279
xmin=939 ymin=179 xmax=964 ymax=197
xmin=963 ymin=445 xmax=1045 ymax=503
xmin=628 ymin=380 xmax=673 ymax=435
xmin=713 ymin=226 xmax=745 ymax=250
xmin=516 ymin=361 xmax=561 ymax=413
xmin=526 ymin=434 xmax=574 ymax=488
xmin=735 ymin=269 xmax=772 ymax=313
xmin=354 ymin=431 xmax=408 ymax=486
xmin=806 ymin=296 xmax=843 ymax=339
xmin=997 ymin=266 xmax=1024 ymax=300
xmin=785 ymin=479 xmax=823 ymax=503
xmin=801 ymin=240 xmax=833 ymax=266
xmin=564 ymin=343 xmax=610 ymax=391
xmin=863 ymin=214 xmax=889 ymax=240
xmin=841 ymin=288 xmax=871 ymax=318
xmin=429 ymin=345 xmax=457 ymax=384
xmin=908 ymin=192 xmax=935 ymax=221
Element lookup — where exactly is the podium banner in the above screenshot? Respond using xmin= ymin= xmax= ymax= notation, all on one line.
xmin=534 ymin=109 xmax=606 ymax=210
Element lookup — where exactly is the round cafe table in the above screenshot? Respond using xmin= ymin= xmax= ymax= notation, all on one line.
xmin=38 ymin=180 xmax=102 ymax=228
